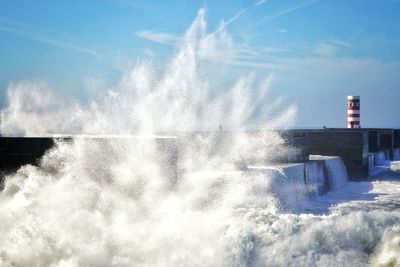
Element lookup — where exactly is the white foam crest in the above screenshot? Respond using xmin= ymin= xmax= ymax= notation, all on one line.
xmin=0 ymin=138 xmax=284 ymax=266
xmin=0 ymin=81 xmax=85 ymax=135
xmin=0 ymin=9 xmax=296 ymax=266
xmin=371 ymin=225 xmax=400 ymax=266
xmin=3 ymin=147 xmax=400 ymax=267
xmin=1 ymin=10 xmax=293 ymax=135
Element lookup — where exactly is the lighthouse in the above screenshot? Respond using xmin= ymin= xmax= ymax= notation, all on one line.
xmin=347 ymin=95 xmax=360 ymax=128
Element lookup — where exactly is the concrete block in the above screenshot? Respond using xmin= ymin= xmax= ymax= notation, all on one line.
xmin=247 ymin=163 xmax=307 ymax=211
xmin=309 ymin=155 xmax=348 ymax=191
xmin=305 ymin=160 xmax=328 ymax=196
xmin=374 ymin=150 xmax=390 ymax=166
xmin=393 ymin=148 xmax=400 ymax=161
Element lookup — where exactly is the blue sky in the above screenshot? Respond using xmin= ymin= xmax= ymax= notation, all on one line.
xmin=1 ymin=0 xmax=399 ymax=128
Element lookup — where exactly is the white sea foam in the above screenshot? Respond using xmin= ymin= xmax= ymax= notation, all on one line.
xmin=0 ymin=9 xmax=400 ymax=267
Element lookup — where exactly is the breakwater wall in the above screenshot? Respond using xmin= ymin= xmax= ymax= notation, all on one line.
xmin=0 ymin=137 xmax=55 ymax=174
xmin=1 ymin=128 xmax=399 ymax=182
xmin=281 ymin=128 xmax=400 ymax=179
xmin=247 ymin=156 xmax=348 ymax=210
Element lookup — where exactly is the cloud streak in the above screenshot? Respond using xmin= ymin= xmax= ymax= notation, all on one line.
xmin=136 ymin=0 xmax=271 ymax=47
xmin=221 ymin=9 xmax=248 ymax=28
xmin=254 ymin=0 xmax=268 ymax=6
xmin=135 ymin=30 xmax=179 ymax=45
xmin=314 ymin=43 xmax=338 ymax=57
xmin=0 ymin=17 xmax=101 ymax=58
xmin=248 ymin=0 xmax=320 ymax=29
xmin=278 ymin=29 xmax=288 ymax=33
xmin=219 ymin=0 xmax=270 ymax=30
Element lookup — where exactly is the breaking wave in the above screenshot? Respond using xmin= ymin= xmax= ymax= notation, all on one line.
xmin=0 ymin=9 xmax=399 ymax=267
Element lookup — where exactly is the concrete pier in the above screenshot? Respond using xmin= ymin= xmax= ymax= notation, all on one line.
xmin=1 ymin=128 xmax=399 ymax=183
xmin=282 ymin=128 xmax=400 ymax=179
xmin=0 ymin=137 xmax=55 ymax=174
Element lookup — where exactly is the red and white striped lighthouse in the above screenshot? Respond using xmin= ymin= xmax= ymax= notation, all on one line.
xmin=347 ymin=95 xmax=360 ymax=128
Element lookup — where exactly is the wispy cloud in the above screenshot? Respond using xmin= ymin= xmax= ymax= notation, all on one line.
xmin=223 ymin=58 xmax=292 ymax=70
xmin=135 ymin=30 xmax=179 ymax=45
xmin=330 ymin=39 xmax=351 ymax=48
xmin=263 ymin=46 xmax=290 ymax=53
xmin=314 ymin=43 xmax=338 ymax=57
xmin=223 ymin=0 xmax=268 ymax=27
xmin=0 ymin=17 xmax=101 ymax=58
xmin=236 ymin=44 xmax=290 ymax=55
xmin=225 ymin=44 xmax=292 ymax=69
xmin=254 ymin=0 xmax=268 ymax=6
xmin=248 ymin=0 xmax=320 ymax=29
xmin=221 ymin=9 xmax=248 ymax=28
xmin=136 ymin=0 xmax=270 ymax=46
xmin=219 ymin=0 xmax=270 ymax=31
xmin=313 ymin=38 xmax=352 ymax=57
xmin=277 ymin=29 xmax=288 ymax=33
xmin=137 ymin=7 xmax=247 ymax=45
xmin=223 ymin=53 xmax=400 ymax=75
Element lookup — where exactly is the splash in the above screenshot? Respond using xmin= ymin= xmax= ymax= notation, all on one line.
xmin=0 ymin=9 xmax=295 ymax=136
xmin=1 ymin=9 xmax=400 ymax=267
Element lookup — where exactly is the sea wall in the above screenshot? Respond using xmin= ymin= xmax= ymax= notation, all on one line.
xmin=374 ymin=150 xmax=391 ymax=166
xmin=368 ymin=148 xmax=400 ymax=176
xmin=247 ymin=157 xmax=348 ymax=210
xmin=392 ymin=148 xmax=400 ymax=161
xmin=2 ymin=128 xmax=398 ymax=186
xmin=247 ymin=164 xmax=308 ymax=211
xmin=281 ymin=129 xmax=368 ymax=179
xmin=0 ymin=137 xmax=55 ymax=174
xmin=309 ymin=155 xmax=349 ymax=191
xmin=304 ymin=160 xmax=328 ymax=196
xmin=0 ymin=136 xmax=178 ymax=189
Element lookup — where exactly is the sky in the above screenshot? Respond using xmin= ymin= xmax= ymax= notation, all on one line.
xmin=0 ymin=0 xmax=399 ymax=128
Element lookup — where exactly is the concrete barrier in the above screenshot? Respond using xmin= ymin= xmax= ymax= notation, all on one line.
xmin=309 ymin=155 xmax=348 ymax=191
xmin=304 ymin=160 xmax=329 ymax=196
xmin=393 ymin=148 xmax=400 ymax=161
xmin=246 ymin=159 xmax=348 ymax=210
xmin=0 ymin=136 xmax=179 ymax=190
xmin=367 ymin=150 xmax=400 ymax=176
xmin=374 ymin=150 xmax=391 ymax=166
xmin=368 ymin=153 xmax=375 ymax=175
xmin=0 ymin=137 xmax=55 ymax=173
xmin=247 ymin=163 xmax=307 ymax=211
